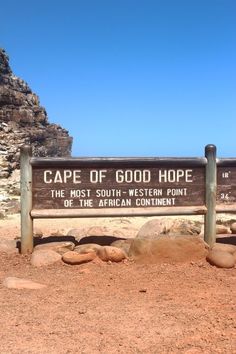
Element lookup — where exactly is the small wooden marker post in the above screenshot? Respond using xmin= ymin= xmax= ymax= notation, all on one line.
xmin=204 ymin=144 xmax=217 ymax=246
xmin=20 ymin=145 xmax=33 ymax=254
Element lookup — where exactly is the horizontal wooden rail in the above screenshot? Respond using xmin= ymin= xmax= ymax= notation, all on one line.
xmin=30 ymin=157 xmax=207 ymax=168
xmin=217 ymin=158 xmax=236 ymax=167
xmin=216 ymin=204 xmax=236 ymax=213
xmin=31 ymin=206 xmax=207 ymax=219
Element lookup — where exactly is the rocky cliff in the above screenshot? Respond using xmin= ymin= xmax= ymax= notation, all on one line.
xmin=0 ymin=48 xmax=73 ymax=216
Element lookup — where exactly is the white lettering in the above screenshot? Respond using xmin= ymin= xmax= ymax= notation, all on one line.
xmin=70 ymin=189 xmax=91 ymax=198
xmin=50 ymin=189 xmax=65 ymax=198
xmin=158 ymin=169 xmax=193 ymax=183
xmin=90 ymin=170 xmax=107 ymax=183
xmin=116 ymin=170 xmax=151 ymax=183
xmin=43 ymin=170 xmax=82 ymax=184
xmin=64 ymin=199 xmax=73 ymax=207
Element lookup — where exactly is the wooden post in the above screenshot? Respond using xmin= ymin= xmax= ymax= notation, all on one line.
xmin=204 ymin=144 xmax=217 ymax=246
xmin=20 ymin=145 xmax=33 ymax=254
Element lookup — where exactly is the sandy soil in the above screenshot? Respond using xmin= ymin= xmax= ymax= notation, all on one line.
xmin=0 ymin=214 xmax=236 ymax=354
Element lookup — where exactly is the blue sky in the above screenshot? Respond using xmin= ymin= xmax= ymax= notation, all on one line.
xmin=1 ymin=0 xmax=235 ymax=157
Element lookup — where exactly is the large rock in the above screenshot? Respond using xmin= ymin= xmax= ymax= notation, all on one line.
xmin=206 ymin=250 xmax=235 ymax=268
xmin=31 ymin=249 xmax=62 ymax=267
xmin=2 ymin=277 xmax=46 ymax=290
xmin=137 ymin=218 xmax=201 ymax=239
xmin=97 ymin=246 xmax=127 ymax=262
xmin=62 ymin=251 xmax=96 ymax=265
xmin=0 ymin=48 xmax=72 ymax=214
xmin=129 ymin=236 xmax=207 ymax=263
xmin=34 ymin=241 xmax=75 ymax=254
xmin=67 ymin=228 xmax=87 ymax=240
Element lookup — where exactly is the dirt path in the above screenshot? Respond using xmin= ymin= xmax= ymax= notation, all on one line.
xmin=0 ymin=214 xmax=235 ymax=354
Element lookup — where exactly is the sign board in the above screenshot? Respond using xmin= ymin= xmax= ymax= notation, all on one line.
xmin=217 ymin=160 xmax=236 ymax=210
xmin=32 ymin=165 xmax=205 ymax=210
xmin=19 ymin=144 xmax=219 ymax=253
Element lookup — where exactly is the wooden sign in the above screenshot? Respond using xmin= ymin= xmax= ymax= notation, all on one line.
xmin=217 ymin=159 xmax=236 ymax=212
xmin=20 ymin=144 xmax=218 ymax=254
xmin=32 ymin=165 xmax=205 ymax=210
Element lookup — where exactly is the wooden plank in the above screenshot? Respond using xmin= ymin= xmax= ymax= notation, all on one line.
xmin=216 ymin=204 xmax=236 ymax=213
xmin=30 ymin=157 xmax=207 ymax=168
xmin=31 ymin=206 xmax=207 ymax=218
xmin=217 ymin=158 xmax=236 ymax=167
xmin=32 ymin=166 xmax=205 ymax=210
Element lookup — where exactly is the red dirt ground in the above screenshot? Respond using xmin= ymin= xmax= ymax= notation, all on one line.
xmin=0 ymin=215 xmax=235 ymax=354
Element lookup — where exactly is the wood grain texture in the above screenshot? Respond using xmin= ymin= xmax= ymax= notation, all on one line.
xmin=31 ymin=206 xmax=207 ymax=218
xmin=32 ymin=166 xmax=205 ymax=210
xmin=217 ymin=167 xmax=236 ymax=204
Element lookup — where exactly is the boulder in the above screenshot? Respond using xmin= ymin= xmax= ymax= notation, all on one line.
xmin=87 ymin=226 xmax=110 ymax=236
xmin=129 ymin=236 xmax=207 ymax=263
xmin=31 ymin=249 xmax=62 ymax=267
xmin=110 ymin=239 xmax=134 ymax=256
xmin=212 ymin=243 xmax=236 ymax=254
xmin=137 ymin=218 xmax=201 ymax=239
xmin=74 ymin=243 xmax=102 ymax=254
xmin=97 ymin=246 xmax=127 ymax=262
xmin=2 ymin=277 xmax=46 ymax=290
xmin=67 ymin=228 xmax=87 ymax=240
xmin=168 ymin=219 xmax=201 ymax=236
xmin=206 ymin=250 xmax=235 ymax=268
xmin=136 ymin=218 xmax=172 ymax=238
xmin=34 ymin=241 xmax=75 ymax=254
xmin=62 ymin=251 xmax=96 ymax=265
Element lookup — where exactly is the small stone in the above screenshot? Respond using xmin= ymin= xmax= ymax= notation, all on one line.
xmin=97 ymin=246 xmax=126 ymax=262
xmin=139 ymin=288 xmax=147 ymax=293
xmin=74 ymin=243 xmax=101 ymax=254
xmin=206 ymin=250 xmax=235 ymax=268
xmin=31 ymin=249 xmax=62 ymax=267
xmin=87 ymin=226 xmax=109 ymax=236
xmin=2 ymin=277 xmax=46 ymax=290
xmin=33 ymin=227 xmax=43 ymax=238
xmin=67 ymin=228 xmax=87 ymax=241
xmin=110 ymin=239 xmax=133 ymax=256
xmin=62 ymin=251 xmax=96 ymax=265
xmin=230 ymin=222 xmax=236 ymax=234
xmin=216 ymin=225 xmax=231 ymax=234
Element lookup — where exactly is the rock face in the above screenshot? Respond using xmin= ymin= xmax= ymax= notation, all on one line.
xmin=129 ymin=236 xmax=208 ymax=263
xmin=0 ymin=48 xmax=73 ymax=215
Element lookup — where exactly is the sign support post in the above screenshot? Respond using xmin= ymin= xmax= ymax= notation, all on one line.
xmin=204 ymin=144 xmax=217 ymax=246
xmin=20 ymin=145 xmax=33 ymax=254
